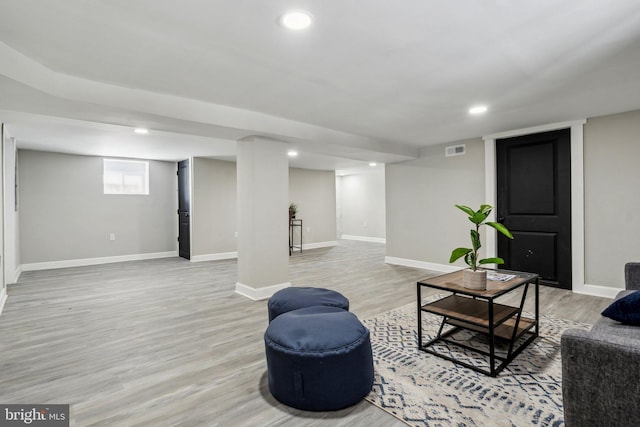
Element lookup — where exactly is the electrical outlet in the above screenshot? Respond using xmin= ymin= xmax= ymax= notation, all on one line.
xmin=306 ymin=226 xmax=310 ymax=232
xmin=234 ymin=231 xmax=238 ymax=238
xmin=109 ymin=233 xmax=116 ymax=241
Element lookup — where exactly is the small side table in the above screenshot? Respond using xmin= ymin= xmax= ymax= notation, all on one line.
xmin=417 ymin=269 xmax=539 ymax=376
xmin=289 ymin=219 xmax=302 ymax=255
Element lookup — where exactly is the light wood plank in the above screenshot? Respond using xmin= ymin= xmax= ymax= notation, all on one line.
xmin=0 ymin=241 xmax=612 ymax=426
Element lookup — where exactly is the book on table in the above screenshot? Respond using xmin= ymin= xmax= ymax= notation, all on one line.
xmin=487 ymin=272 xmax=516 ymax=282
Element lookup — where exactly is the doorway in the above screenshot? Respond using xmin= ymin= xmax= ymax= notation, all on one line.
xmin=177 ymin=159 xmax=190 ymax=260
xmin=496 ymin=129 xmax=571 ymax=289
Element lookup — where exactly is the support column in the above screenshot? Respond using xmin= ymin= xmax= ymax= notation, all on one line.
xmin=235 ymin=136 xmax=290 ymax=300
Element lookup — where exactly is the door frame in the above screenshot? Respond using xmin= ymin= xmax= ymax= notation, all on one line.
xmin=177 ymin=157 xmax=194 ymax=260
xmin=188 ymin=157 xmax=194 ymax=260
xmin=0 ymin=125 xmax=6 ymax=315
xmin=482 ymin=119 xmax=607 ymax=297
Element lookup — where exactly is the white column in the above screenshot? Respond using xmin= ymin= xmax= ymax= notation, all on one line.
xmin=235 ymin=136 xmax=290 ymax=300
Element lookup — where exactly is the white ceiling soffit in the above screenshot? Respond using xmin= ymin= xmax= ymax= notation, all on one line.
xmin=1 ymin=110 xmax=384 ymax=170
xmin=0 ymin=41 xmax=418 ymax=165
xmin=1 ymin=0 xmax=640 ymax=165
xmin=0 ymin=111 xmax=238 ymax=162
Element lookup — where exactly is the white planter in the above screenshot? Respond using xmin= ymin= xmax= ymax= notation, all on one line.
xmin=463 ymin=269 xmax=487 ymax=290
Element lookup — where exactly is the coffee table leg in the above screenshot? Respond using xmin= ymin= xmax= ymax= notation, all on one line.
xmin=535 ymin=277 xmax=540 ymax=337
xmin=488 ymin=301 xmax=496 ymax=376
xmin=507 ymin=282 xmax=530 ymax=357
xmin=417 ymin=282 xmax=422 ymax=348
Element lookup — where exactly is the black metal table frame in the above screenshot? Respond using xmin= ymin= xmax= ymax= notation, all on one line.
xmin=289 ymin=218 xmax=302 ymax=255
xmin=417 ymin=273 xmax=539 ymax=377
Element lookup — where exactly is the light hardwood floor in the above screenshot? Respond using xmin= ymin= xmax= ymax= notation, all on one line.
xmin=0 ymin=241 xmax=612 ymax=426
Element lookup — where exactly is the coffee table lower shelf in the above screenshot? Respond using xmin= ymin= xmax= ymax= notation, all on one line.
xmin=446 ymin=316 xmax=536 ymax=341
xmin=418 ymin=314 xmax=537 ymax=376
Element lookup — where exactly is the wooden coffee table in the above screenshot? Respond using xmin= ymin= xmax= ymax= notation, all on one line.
xmin=417 ymin=269 xmax=539 ymax=376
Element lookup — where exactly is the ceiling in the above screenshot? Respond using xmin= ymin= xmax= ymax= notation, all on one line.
xmin=1 ymin=0 xmax=640 ymax=171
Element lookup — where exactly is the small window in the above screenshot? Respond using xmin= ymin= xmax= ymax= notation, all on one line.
xmin=103 ymin=159 xmax=149 ymax=195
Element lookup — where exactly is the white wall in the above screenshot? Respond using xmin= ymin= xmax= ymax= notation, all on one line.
xmin=584 ymin=109 xmax=640 ymax=288
xmin=0 ymin=125 xmax=6 ymax=314
xmin=384 ymin=109 xmax=640 ymax=291
xmin=3 ymin=133 xmax=19 ymax=283
xmin=289 ymin=167 xmax=337 ymax=246
xmin=337 ymin=167 xmax=386 ymax=241
xmin=19 ymin=150 xmax=177 ymax=267
xmin=191 ymin=158 xmax=237 ymax=259
xmin=189 ymin=162 xmax=338 ymax=260
xmin=15 ymin=151 xmax=339 ymax=271
xmin=385 ymin=138 xmax=486 ymax=268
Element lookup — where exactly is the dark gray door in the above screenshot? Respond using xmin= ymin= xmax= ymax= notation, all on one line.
xmin=496 ymin=129 xmax=571 ymax=289
xmin=178 ymin=159 xmax=190 ymax=260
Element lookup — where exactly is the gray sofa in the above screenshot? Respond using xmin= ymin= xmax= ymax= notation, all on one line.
xmin=561 ymin=262 xmax=640 ymax=426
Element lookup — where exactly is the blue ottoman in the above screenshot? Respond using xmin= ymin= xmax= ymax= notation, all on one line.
xmin=264 ymin=306 xmax=374 ymax=411
xmin=267 ymin=286 xmax=349 ymax=322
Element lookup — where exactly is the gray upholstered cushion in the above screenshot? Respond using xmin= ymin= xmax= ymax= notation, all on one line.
xmin=562 ymin=288 xmax=640 ymax=426
xmin=562 ymin=265 xmax=640 ymax=426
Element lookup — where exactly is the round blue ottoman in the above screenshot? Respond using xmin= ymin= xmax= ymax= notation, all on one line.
xmin=264 ymin=306 xmax=374 ymax=411
xmin=267 ymin=286 xmax=349 ymax=322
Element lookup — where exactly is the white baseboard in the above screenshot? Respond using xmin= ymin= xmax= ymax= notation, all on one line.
xmin=190 ymin=251 xmax=238 ymax=262
xmin=387 ymin=256 xmax=621 ymax=299
xmin=13 ymin=265 xmax=23 ymax=284
xmin=0 ymin=288 xmax=7 ymax=316
xmin=235 ymin=281 xmax=290 ymax=301
xmin=3 ymin=265 xmax=23 ymax=285
xmin=190 ymin=243 xmax=337 ymax=262
xmin=302 ymin=241 xmax=338 ymax=250
xmin=574 ymin=283 xmax=621 ymax=299
xmin=341 ymin=235 xmax=386 ymax=244
xmin=385 ymin=256 xmax=462 ymax=273
xmin=21 ymin=251 xmax=178 ymax=272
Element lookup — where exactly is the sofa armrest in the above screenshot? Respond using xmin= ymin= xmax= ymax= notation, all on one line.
xmin=625 ymin=262 xmax=640 ymax=290
xmin=561 ymin=328 xmax=640 ymax=426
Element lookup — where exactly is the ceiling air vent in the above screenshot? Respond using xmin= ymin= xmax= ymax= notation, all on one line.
xmin=445 ymin=144 xmax=466 ymax=157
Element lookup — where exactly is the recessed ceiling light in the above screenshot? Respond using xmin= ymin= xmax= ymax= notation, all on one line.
xmin=133 ymin=128 xmax=149 ymax=134
xmin=279 ymin=11 xmax=313 ymax=30
xmin=288 ymin=150 xmax=298 ymax=157
xmin=369 ymin=162 xmax=377 ymax=167
xmin=468 ymin=105 xmax=488 ymax=115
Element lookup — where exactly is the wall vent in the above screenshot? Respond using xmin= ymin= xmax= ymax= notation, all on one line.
xmin=445 ymin=144 xmax=466 ymax=157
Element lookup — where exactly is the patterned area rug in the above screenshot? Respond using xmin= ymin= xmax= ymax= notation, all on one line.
xmin=362 ymin=300 xmax=591 ymax=427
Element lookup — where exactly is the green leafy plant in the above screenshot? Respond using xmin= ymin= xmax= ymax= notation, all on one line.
xmin=449 ymin=204 xmax=514 ymax=271
xmin=289 ymin=203 xmax=298 ymax=217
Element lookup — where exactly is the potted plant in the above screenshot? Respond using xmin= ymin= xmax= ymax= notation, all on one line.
xmin=289 ymin=203 xmax=298 ymax=219
xmin=449 ymin=204 xmax=514 ymax=289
